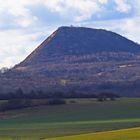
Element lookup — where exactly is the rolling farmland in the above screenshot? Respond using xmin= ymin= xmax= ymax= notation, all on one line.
xmin=0 ymin=98 xmax=139 ymax=139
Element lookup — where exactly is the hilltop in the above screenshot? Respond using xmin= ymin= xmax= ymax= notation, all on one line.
xmin=18 ymin=26 xmax=140 ymax=67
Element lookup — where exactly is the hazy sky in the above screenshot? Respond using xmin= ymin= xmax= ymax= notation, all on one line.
xmin=0 ymin=0 xmax=140 ymax=68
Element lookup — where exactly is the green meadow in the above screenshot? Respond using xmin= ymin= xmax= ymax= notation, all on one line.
xmin=0 ymin=98 xmax=139 ymax=140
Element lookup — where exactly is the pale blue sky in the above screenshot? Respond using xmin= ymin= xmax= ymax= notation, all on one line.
xmin=0 ymin=0 xmax=140 ymax=68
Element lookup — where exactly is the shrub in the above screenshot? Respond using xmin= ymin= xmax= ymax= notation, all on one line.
xmin=47 ymin=99 xmax=66 ymax=105
xmin=69 ymin=100 xmax=77 ymax=104
xmin=0 ymin=99 xmax=32 ymax=111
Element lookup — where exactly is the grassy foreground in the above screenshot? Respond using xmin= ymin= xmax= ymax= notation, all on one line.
xmin=0 ymin=98 xmax=139 ymax=139
xmin=48 ymin=127 xmax=140 ymax=140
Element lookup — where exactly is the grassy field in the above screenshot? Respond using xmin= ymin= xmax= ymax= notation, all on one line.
xmin=0 ymin=98 xmax=139 ymax=139
xmin=48 ymin=127 xmax=140 ymax=140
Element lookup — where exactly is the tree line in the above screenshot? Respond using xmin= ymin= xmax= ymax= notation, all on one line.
xmin=0 ymin=88 xmax=120 ymax=111
xmin=0 ymin=88 xmax=119 ymax=100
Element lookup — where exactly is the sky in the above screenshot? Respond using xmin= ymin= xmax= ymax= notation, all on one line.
xmin=0 ymin=0 xmax=140 ymax=68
